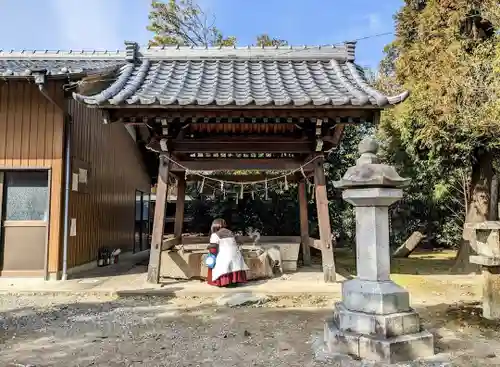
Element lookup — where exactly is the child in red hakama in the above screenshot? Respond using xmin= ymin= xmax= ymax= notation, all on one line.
xmin=206 ymin=218 xmax=248 ymax=287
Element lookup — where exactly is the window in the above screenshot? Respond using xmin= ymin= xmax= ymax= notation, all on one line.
xmin=4 ymin=171 xmax=49 ymax=221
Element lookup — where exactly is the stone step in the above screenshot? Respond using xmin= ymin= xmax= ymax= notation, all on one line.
xmin=333 ymin=302 xmax=421 ymax=338
xmin=325 ymin=318 xmax=435 ymax=363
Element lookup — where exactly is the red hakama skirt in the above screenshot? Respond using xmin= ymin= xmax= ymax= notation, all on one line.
xmin=207 ymin=268 xmax=247 ymax=287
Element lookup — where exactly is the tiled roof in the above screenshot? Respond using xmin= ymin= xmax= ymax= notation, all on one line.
xmin=72 ymin=42 xmax=408 ymax=108
xmin=0 ymin=41 xmax=409 ymax=108
xmin=0 ymin=50 xmax=125 ymax=77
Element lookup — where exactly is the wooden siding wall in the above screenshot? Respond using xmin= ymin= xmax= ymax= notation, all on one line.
xmin=0 ymin=81 xmax=65 ymax=274
xmin=67 ymin=101 xmax=151 ymax=268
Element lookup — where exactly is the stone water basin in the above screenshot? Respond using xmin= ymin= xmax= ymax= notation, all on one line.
xmin=467 ymin=221 xmax=500 ymax=258
xmin=159 ymin=236 xmax=301 ymax=280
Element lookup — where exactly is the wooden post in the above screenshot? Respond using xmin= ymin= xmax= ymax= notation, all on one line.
xmin=298 ymin=180 xmax=311 ymax=266
xmin=174 ymin=174 xmax=186 ymax=238
xmin=147 ymin=154 xmax=171 ymax=284
xmin=314 ymin=156 xmax=336 ymax=282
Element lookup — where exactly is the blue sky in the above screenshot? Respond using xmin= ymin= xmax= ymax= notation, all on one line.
xmin=0 ymin=0 xmax=403 ymax=69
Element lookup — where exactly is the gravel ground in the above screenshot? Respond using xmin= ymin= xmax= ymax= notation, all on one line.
xmin=0 ymin=294 xmax=336 ymax=367
xmin=0 ymin=294 xmax=500 ymax=367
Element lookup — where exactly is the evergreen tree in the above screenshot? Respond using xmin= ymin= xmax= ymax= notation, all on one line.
xmin=378 ymin=0 xmax=500 ymax=270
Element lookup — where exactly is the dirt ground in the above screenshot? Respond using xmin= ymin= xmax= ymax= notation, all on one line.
xmin=1 ymin=250 xmax=500 ymax=366
xmin=0 ymin=293 xmax=499 ymax=367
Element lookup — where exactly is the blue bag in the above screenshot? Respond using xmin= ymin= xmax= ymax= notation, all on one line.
xmin=205 ymin=253 xmax=216 ymax=269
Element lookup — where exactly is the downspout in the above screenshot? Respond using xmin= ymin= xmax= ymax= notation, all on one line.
xmin=60 ymin=114 xmax=72 ymax=281
xmin=34 ymin=72 xmax=72 ymax=281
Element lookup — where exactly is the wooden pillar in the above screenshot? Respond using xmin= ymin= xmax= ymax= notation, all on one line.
xmin=314 ymin=156 xmax=336 ymax=283
xmin=298 ymin=180 xmax=311 ymax=266
xmin=147 ymin=154 xmax=171 ymax=284
xmin=174 ymin=174 xmax=186 ymax=238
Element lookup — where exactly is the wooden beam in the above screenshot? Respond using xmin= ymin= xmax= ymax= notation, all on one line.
xmin=147 ymin=154 xmax=171 ymax=284
xmin=161 ymin=236 xmax=181 ymax=251
xmin=187 ymin=172 xmax=305 ymax=183
xmin=170 ymin=158 xmax=315 ymax=172
xmin=103 ymin=105 xmax=383 ymax=112
xmin=298 ymin=180 xmax=311 ymax=266
xmin=174 ymin=174 xmax=186 ymax=238
xmin=314 ymin=155 xmax=336 ymax=283
xmin=323 ymin=124 xmax=346 ymax=152
xmin=111 ymin=108 xmax=376 ymax=123
xmin=308 ymin=238 xmax=322 ymax=250
xmin=171 ymin=140 xmax=312 ymax=153
xmin=331 ymin=124 xmax=346 ymax=146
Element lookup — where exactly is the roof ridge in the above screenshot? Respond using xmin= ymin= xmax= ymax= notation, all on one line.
xmin=142 ymin=44 xmax=347 ymax=50
xmin=0 ymin=49 xmax=126 ymax=59
xmin=135 ymin=42 xmax=356 ymax=62
xmin=0 ymin=40 xmax=357 ymax=61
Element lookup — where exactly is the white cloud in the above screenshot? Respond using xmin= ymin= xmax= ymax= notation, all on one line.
xmin=48 ymin=0 xmax=123 ymax=50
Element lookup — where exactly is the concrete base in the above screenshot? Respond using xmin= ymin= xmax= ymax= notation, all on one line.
xmin=324 ymin=290 xmax=435 ymax=363
xmin=470 ymin=256 xmax=500 ymax=320
xmin=325 ymin=317 xmax=435 ymax=363
xmin=245 ymin=251 xmax=274 ymax=280
xmin=160 ymin=250 xmax=205 ymax=279
xmin=342 ymin=278 xmax=411 ymax=315
xmin=333 ymin=302 xmax=420 ymax=338
xmin=482 ymin=266 xmax=500 ymax=320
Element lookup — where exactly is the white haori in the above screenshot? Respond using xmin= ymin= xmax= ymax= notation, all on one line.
xmin=210 ymin=229 xmax=249 ymax=282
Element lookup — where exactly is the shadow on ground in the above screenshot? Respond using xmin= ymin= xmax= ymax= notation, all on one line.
xmin=68 ymin=251 xmax=151 ymax=281
xmin=334 ymin=248 xmax=460 ymax=276
xmin=1 ymin=294 xmax=500 ymax=366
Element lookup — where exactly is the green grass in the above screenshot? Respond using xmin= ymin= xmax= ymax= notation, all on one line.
xmin=335 ymin=249 xmax=457 ymax=276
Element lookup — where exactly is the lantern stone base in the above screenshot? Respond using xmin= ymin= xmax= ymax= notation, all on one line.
xmin=324 ymin=318 xmax=434 ymax=363
xmin=470 ymin=255 xmax=500 ymax=320
xmin=341 ymin=278 xmax=411 ymax=315
xmin=324 ymin=279 xmax=435 ymax=363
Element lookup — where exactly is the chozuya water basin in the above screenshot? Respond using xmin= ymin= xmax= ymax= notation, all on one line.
xmin=159 ymin=235 xmax=302 ymax=280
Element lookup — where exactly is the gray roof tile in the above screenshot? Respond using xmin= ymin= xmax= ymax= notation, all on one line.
xmin=0 ymin=41 xmax=408 ymax=107
xmin=73 ymin=58 xmax=408 ymax=108
xmin=0 ymin=50 xmax=125 ymax=77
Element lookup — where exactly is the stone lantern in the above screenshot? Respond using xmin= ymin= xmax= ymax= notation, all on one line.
xmin=468 ymin=221 xmax=500 ymax=320
xmin=325 ymin=137 xmax=435 ymax=363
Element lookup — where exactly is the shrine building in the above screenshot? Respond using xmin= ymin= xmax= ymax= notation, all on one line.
xmin=0 ymin=41 xmax=407 ymax=281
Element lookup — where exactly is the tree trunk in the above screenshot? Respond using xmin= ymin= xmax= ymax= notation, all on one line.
xmin=392 ymin=231 xmax=426 ymax=258
xmin=452 ymin=149 xmax=494 ymax=273
xmin=489 ymin=174 xmax=498 ymax=220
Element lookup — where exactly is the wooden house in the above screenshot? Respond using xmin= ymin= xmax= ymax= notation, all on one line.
xmin=0 ymin=41 xmax=407 ymax=281
xmin=0 ymin=50 xmax=155 ymax=279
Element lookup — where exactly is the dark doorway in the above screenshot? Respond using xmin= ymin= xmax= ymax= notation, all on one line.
xmin=134 ymin=190 xmax=151 ymax=253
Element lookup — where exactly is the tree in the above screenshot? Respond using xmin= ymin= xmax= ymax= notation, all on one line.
xmin=256 ymin=34 xmax=289 ymax=47
xmin=147 ymin=0 xmax=236 ymax=47
xmin=147 ymin=1 xmax=289 ymax=48
xmin=378 ymin=0 xmax=500 ymax=271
